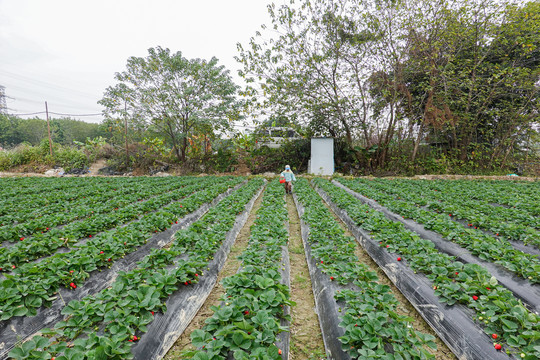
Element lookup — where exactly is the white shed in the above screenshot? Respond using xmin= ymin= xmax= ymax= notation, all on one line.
xmin=308 ymin=138 xmax=334 ymax=175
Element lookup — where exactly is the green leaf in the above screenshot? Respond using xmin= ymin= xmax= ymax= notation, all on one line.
xmin=13 ymin=306 xmax=28 ymax=317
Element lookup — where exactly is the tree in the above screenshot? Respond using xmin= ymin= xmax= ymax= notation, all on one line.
xmin=0 ymin=114 xmax=21 ymax=147
xmin=16 ymin=118 xmax=47 ymax=145
xmin=238 ymin=0 xmax=539 ymax=172
xmin=99 ymin=47 xmax=240 ymax=162
xmin=237 ymin=0 xmax=412 ymax=168
xmin=396 ymin=0 xmax=540 ymax=165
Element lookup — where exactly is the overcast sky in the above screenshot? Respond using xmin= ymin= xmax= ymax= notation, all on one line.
xmin=0 ymin=0 xmax=273 ymax=124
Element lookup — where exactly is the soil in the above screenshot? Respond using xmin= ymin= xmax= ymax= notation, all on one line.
xmin=285 ymin=194 xmax=326 ymax=360
xmin=0 ymin=159 xmax=108 ymax=178
xmin=393 ymin=174 xmax=537 ymax=181
xmin=319 ymin=197 xmax=457 ymax=360
xmin=87 ymin=159 xmax=107 ymax=175
xmin=163 ymin=186 xmax=266 ymax=358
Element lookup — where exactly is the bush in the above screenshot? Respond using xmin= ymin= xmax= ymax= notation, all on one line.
xmin=246 ymin=139 xmax=309 ymax=174
xmin=53 ymin=147 xmax=88 ymax=171
xmin=0 ymin=140 xmax=89 ymax=172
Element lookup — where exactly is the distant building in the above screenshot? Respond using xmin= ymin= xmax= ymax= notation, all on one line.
xmin=256 ymin=127 xmax=301 ymax=148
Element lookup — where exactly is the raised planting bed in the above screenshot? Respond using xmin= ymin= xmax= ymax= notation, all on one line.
xmin=294 ymin=178 xmax=439 ymax=359
xmin=2 ymin=177 xmax=262 ymax=359
xmin=314 ymin=178 xmax=539 ymax=360
xmin=335 ymin=178 xmax=540 ymax=285
xmin=184 ymin=180 xmax=292 ymax=359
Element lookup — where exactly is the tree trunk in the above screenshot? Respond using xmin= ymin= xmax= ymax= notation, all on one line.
xmin=166 ymin=120 xmax=183 ymax=163
xmin=181 ymin=136 xmax=187 ymax=162
xmin=411 ymin=122 xmax=424 ymax=163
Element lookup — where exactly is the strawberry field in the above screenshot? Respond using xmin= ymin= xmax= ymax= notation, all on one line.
xmin=0 ymin=176 xmax=538 ymax=360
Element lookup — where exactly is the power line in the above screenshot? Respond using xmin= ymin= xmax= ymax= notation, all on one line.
xmin=9 ymin=111 xmax=46 ymax=116
xmin=10 ymin=111 xmax=102 ymax=117
xmin=0 ymin=69 xmax=102 ymax=99
xmin=50 ymin=112 xmax=102 ymax=117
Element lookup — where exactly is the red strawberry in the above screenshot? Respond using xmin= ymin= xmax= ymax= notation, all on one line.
xmin=321 ymin=260 xmax=323 ymax=264
xmin=449 ymin=214 xmax=452 ymax=216
xmin=151 ymin=311 xmax=154 ymax=315
xmin=244 ymin=310 xmax=249 ymax=315
xmin=455 ymin=272 xmax=459 ymax=275
xmin=278 ymin=349 xmax=282 ymax=355
xmin=486 ymin=287 xmax=491 ymax=290
xmin=184 ymin=281 xmax=188 ymax=285
xmin=133 ymin=335 xmax=138 ymax=341
xmin=108 ymin=258 xmax=112 ymax=262
xmin=12 ymin=265 xmax=16 ymax=269
xmin=472 ymin=295 xmax=478 ymax=301
xmin=69 ymin=270 xmax=74 ymax=274
xmin=100 ymin=251 xmax=104 ymax=254
xmin=386 ymin=245 xmax=390 ymax=248
xmin=70 ymin=282 xmax=77 ymax=289
xmin=492 ymin=334 xmax=497 ymax=339
xmin=20 ymin=237 xmax=24 ymax=241
xmin=330 ymin=276 xmax=334 ymax=280
xmin=397 ymin=257 xmax=402 ymax=261
xmin=494 ymin=343 xmax=502 ymax=350
xmin=180 ymin=205 xmax=183 ymax=208
xmin=89 ymin=235 xmax=92 ymax=238
xmin=195 ymin=274 xmax=199 ymax=277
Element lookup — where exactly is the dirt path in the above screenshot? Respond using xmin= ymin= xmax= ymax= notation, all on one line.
xmin=87 ymin=159 xmax=107 ymax=175
xmin=164 ymin=186 xmax=265 ymax=358
xmin=164 ymin=182 xmax=457 ymax=359
xmin=285 ymin=194 xmax=326 ymax=360
xmin=319 ymin=196 xmax=457 ymax=360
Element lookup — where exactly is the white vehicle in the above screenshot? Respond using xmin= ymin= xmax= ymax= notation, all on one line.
xmin=257 ymin=127 xmax=302 ymax=148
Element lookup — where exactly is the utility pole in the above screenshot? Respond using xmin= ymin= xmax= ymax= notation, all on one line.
xmin=45 ymin=101 xmax=53 ymax=156
xmin=124 ymin=101 xmax=129 ymax=167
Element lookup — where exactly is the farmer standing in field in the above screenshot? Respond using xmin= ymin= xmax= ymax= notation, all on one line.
xmin=280 ymin=165 xmax=296 ymax=194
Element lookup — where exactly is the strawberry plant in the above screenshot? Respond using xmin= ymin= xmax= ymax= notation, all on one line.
xmin=0 ymin=177 xmax=243 ymax=322
xmin=295 ymin=178 xmax=438 ymax=359
xmin=7 ymin=178 xmax=264 ymax=359
xmin=346 ymin=178 xmax=539 ymax=248
xmin=184 ymin=180 xmax=292 ymax=359
xmin=316 ymin=178 xmax=540 ymax=359
xmin=337 ymin=178 xmax=540 ymax=284
xmin=0 ymin=177 xmax=214 ymax=270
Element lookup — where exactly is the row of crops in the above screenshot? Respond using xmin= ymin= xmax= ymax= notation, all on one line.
xmin=0 ymin=176 xmax=538 ymax=359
